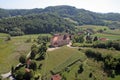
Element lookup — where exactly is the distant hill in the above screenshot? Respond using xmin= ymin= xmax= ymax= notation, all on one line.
xmin=0 ymin=13 xmax=75 ymax=36
xmin=0 ymin=5 xmax=120 ymax=35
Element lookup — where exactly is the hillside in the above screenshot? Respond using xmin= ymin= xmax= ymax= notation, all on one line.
xmin=0 ymin=5 xmax=120 ymax=35
xmin=0 ymin=13 xmax=75 ymax=36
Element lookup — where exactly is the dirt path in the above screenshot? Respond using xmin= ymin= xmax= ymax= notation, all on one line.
xmin=47 ymin=47 xmax=60 ymax=51
xmin=67 ymin=41 xmax=78 ymax=48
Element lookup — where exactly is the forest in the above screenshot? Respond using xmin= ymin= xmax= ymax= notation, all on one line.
xmin=0 ymin=5 xmax=120 ymax=36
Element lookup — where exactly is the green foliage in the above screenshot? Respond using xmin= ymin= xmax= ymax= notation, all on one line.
xmin=85 ymin=35 xmax=93 ymax=43
xmin=85 ymin=49 xmax=120 ymax=78
xmin=37 ymin=35 xmax=50 ymax=44
xmin=11 ymin=66 xmax=15 ymax=76
xmin=19 ymin=55 xmax=26 ymax=64
xmin=8 ymin=27 xmax=24 ymax=36
xmin=93 ymin=36 xmax=98 ymax=41
xmin=29 ymin=60 xmax=37 ymax=71
xmin=14 ymin=69 xmax=25 ymax=80
xmin=89 ymin=72 xmax=93 ymax=78
xmin=73 ymin=34 xmax=84 ymax=43
xmin=78 ymin=64 xmax=84 ymax=74
xmin=93 ymin=40 xmax=120 ymax=50
xmin=38 ymin=42 xmax=47 ymax=59
xmin=0 ymin=13 xmax=75 ymax=35
xmin=0 ymin=6 xmax=120 ymax=36
xmin=24 ymin=70 xmax=34 ymax=80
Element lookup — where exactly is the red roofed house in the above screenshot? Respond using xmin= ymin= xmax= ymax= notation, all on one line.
xmin=50 ymin=34 xmax=71 ymax=47
xmin=99 ymin=38 xmax=108 ymax=41
xmin=51 ymin=74 xmax=62 ymax=80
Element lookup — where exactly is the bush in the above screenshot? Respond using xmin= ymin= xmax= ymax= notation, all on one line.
xmin=89 ymin=72 xmax=93 ymax=78
xmin=19 ymin=55 xmax=26 ymax=64
xmin=25 ymin=38 xmax=31 ymax=43
xmin=78 ymin=64 xmax=84 ymax=74
xmin=29 ymin=61 xmax=37 ymax=70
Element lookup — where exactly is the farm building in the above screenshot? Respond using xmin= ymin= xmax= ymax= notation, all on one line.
xmin=51 ymin=74 xmax=62 ymax=80
xmin=99 ymin=38 xmax=108 ymax=41
xmin=50 ymin=34 xmax=71 ymax=47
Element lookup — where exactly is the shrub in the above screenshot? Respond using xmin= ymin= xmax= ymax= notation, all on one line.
xmin=19 ymin=55 xmax=26 ymax=64
xmin=89 ymin=72 xmax=93 ymax=78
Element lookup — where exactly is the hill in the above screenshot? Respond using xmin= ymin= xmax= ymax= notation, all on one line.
xmin=0 ymin=5 xmax=120 ymax=35
xmin=0 ymin=13 xmax=75 ymax=36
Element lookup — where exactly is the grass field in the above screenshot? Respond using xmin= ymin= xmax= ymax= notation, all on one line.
xmin=93 ymin=33 xmax=120 ymax=40
xmin=76 ymin=25 xmax=109 ymax=32
xmin=37 ymin=46 xmax=86 ymax=78
xmin=83 ymin=48 xmax=120 ymax=59
xmin=0 ymin=32 xmax=120 ymax=80
xmin=76 ymin=25 xmax=120 ymax=40
xmin=0 ymin=33 xmax=51 ymax=74
xmin=104 ymin=29 xmax=120 ymax=35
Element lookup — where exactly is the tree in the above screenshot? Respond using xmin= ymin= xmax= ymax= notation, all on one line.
xmin=19 ymin=55 xmax=26 ymax=64
xmin=30 ymin=47 xmax=38 ymax=59
xmin=11 ymin=66 xmax=15 ymax=76
xmin=24 ymin=70 xmax=34 ymax=80
xmin=78 ymin=64 xmax=84 ymax=73
xmin=89 ymin=72 xmax=93 ymax=78
xmin=93 ymin=36 xmax=98 ymax=41
xmin=31 ymin=44 xmax=37 ymax=50
xmin=29 ymin=60 xmax=37 ymax=70
xmin=14 ymin=70 xmax=25 ymax=80
xmin=111 ymin=70 xmax=115 ymax=78
xmin=85 ymin=35 xmax=92 ymax=43
xmin=73 ymin=35 xmax=84 ymax=43
xmin=38 ymin=42 xmax=47 ymax=59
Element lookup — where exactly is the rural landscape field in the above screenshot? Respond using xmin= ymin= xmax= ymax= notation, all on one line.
xmin=0 ymin=0 xmax=120 ymax=80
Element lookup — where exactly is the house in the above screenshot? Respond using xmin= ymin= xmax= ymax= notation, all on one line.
xmin=51 ymin=74 xmax=62 ymax=80
xmin=99 ymin=38 xmax=108 ymax=41
xmin=50 ymin=34 xmax=71 ymax=47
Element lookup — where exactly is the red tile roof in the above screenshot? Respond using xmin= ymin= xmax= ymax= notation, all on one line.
xmin=51 ymin=74 xmax=62 ymax=80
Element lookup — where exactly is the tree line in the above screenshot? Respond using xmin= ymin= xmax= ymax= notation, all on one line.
xmin=85 ymin=49 xmax=120 ymax=78
xmin=93 ymin=40 xmax=120 ymax=51
xmin=1 ymin=6 xmax=120 ymax=28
